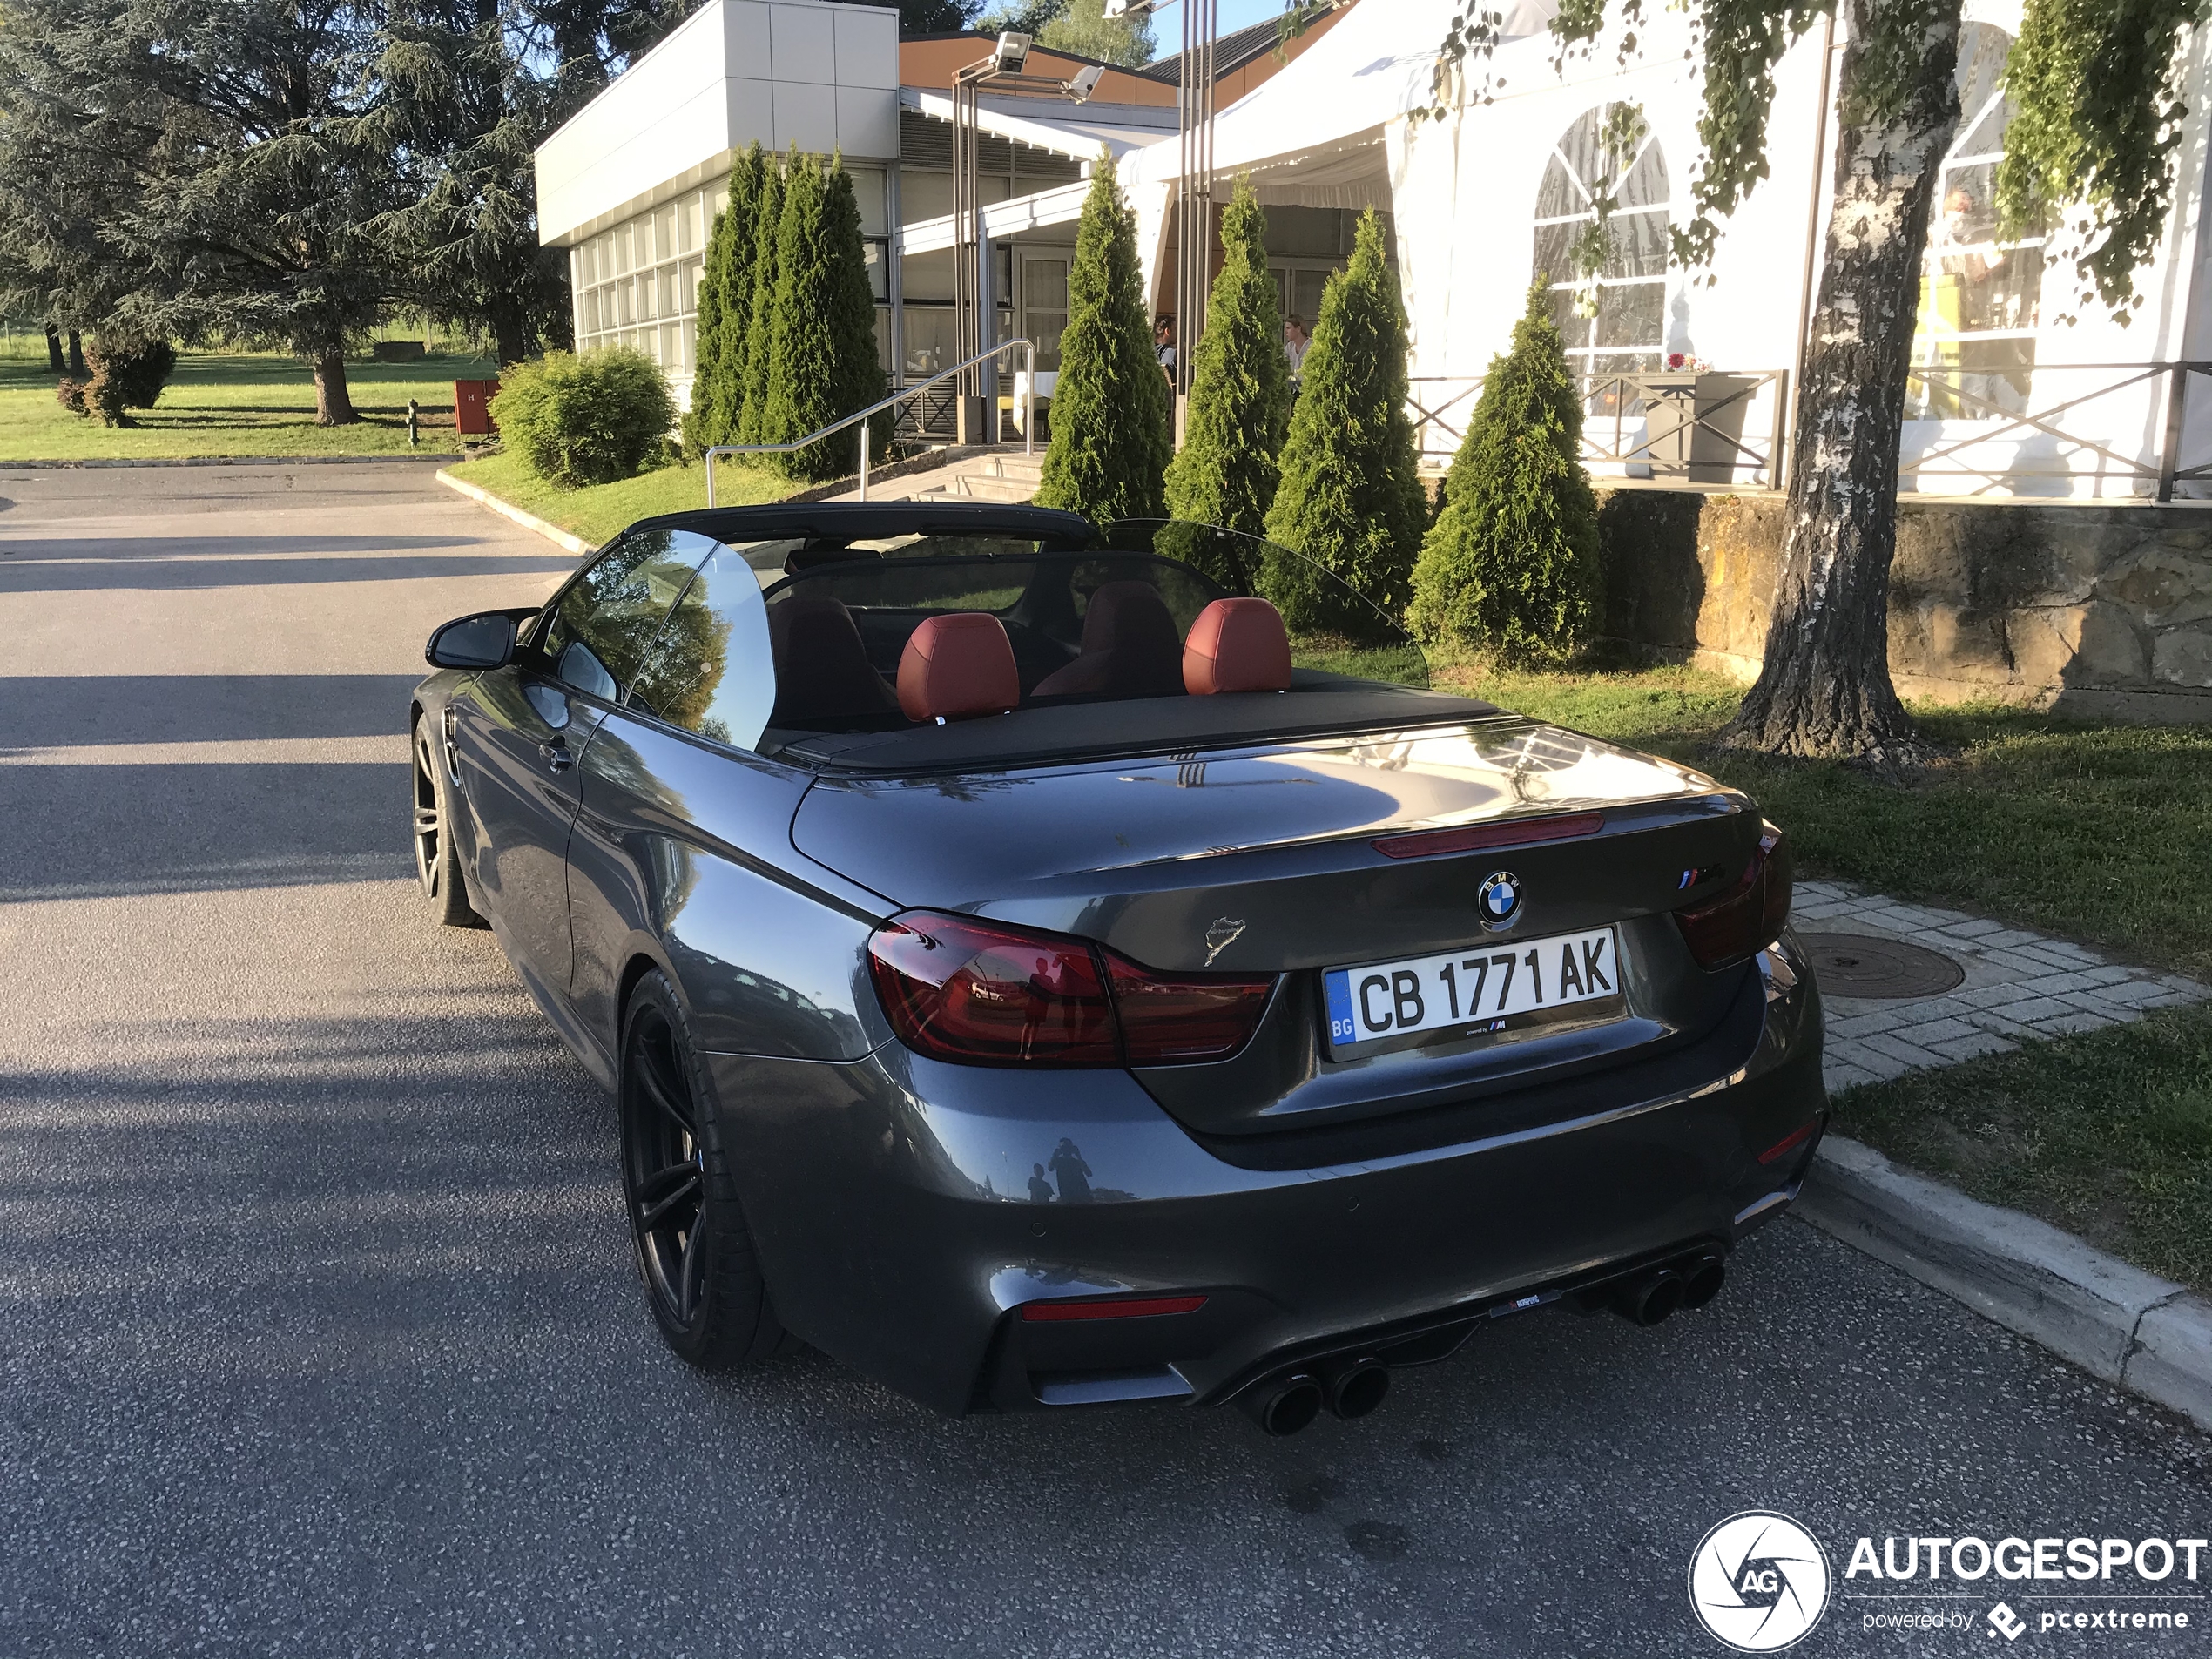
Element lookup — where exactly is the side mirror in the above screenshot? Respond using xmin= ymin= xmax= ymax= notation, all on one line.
xmin=427 ymin=610 xmax=523 ymax=670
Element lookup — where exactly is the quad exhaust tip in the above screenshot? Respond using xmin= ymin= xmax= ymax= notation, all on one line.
xmin=1325 ymin=1358 xmax=1389 ymax=1420
xmin=1243 ymin=1373 xmax=1325 ymax=1436
xmin=1609 ymin=1251 xmax=1728 ymax=1326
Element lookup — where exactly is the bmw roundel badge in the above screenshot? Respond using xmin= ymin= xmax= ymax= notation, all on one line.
xmin=1478 ymin=870 xmax=1522 ymax=931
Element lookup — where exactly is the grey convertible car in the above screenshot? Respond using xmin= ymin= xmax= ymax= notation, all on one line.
xmin=410 ymin=502 xmax=1824 ymax=1433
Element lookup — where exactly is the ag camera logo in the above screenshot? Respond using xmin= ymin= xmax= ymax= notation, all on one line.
xmin=1689 ymin=1511 xmax=1832 ymax=1651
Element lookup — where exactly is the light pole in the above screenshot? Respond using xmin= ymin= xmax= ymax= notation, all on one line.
xmin=1110 ymin=0 xmax=1214 ymax=436
xmin=950 ymin=34 xmax=1102 ymax=445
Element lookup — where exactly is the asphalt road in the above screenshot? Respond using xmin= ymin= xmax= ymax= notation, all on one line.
xmin=2 ymin=461 xmax=2208 ymax=1659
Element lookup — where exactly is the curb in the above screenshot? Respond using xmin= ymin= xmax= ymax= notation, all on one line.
xmin=0 ymin=452 xmax=465 ymax=470
xmin=435 ymin=469 xmax=594 ymax=556
xmin=1796 ymin=1136 xmax=2212 ymax=1430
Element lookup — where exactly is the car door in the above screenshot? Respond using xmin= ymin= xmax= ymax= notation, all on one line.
xmin=564 ymin=536 xmax=786 ymax=1049
xmin=450 ymin=529 xmax=711 ymax=1001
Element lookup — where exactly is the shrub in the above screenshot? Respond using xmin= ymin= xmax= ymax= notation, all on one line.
xmin=1164 ymin=178 xmax=1290 ymax=536
xmin=489 ymin=347 xmax=677 ymax=488
xmin=1408 ymin=281 xmax=1601 ymax=664
xmin=683 ymin=145 xmax=769 ymax=457
xmin=757 ymin=152 xmax=887 ymax=480
xmin=734 ymin=158 xmax=786 ymax=446
xmin=1034 ymin=152 xmax=1171 ymax=523
xmin=78 ymin=336 xmax=177 ymax=427
xmin=55 ymin=377 xmax=88 ymax=415
xmin=1262 ymin=208 xmax=1425 ymax=637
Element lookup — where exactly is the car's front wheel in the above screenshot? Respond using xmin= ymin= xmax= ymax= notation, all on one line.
xmin=619 ymin=970 xmax=786 ymax=1370
xmin=412 ymin=716 xmax=481 ymax=927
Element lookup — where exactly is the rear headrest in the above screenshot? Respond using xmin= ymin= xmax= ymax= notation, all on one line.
xmin=897 ymin=612 xmax=1021 ymax=723
xmin=768 ymin=596 xmax=899 ymax=724
xmin=1183 ymin=597 xmax=1292 ymax=695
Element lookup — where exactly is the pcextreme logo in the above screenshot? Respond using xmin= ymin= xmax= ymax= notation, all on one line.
xmin=1689 ymin=1511 xmax=1833 ymax=1652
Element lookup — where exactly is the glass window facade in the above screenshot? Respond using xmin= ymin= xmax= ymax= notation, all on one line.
xmin=1530 ymin=104 xmax=1670 ymax=382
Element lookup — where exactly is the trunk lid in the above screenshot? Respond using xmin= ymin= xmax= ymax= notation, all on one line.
xmin=791 ymin=718 xmax=1770 ymax=1138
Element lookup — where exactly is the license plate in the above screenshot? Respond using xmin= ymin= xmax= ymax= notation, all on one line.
xmin=1322 ymin=927 xmax=1622 ymax=1054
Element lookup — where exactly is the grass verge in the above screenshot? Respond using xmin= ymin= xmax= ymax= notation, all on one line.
xmin=1827 ymin=1005 xmax=2212 ymax=1292
xmin=0 ymin=347 xmax=497 ymax=460
xmin=441 ymin=451 xmax=792 ymax=547
xmin=1437 ymin=657 xmax=2212 ymax=1287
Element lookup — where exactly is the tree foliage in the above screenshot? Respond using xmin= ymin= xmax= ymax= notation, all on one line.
xmin=1038 ymin=0 xmax=1156 ymax=67
xmin=1409 ymin=283 xmax=1599 ymax=664
xmin=1164 ymin=179 xmax=1291 ymax=536
xmin=1261 ymin=208 xmax=1425 ymax=637
xmin=684 ymin=145 xmax=767 ymax=456
xmin=758 ymin=152 xmax=885 ymax=479
xmin=736 ymin=162 xmax=787 ymax=446
xmin=1035 ymin=154 xmax=1171 ymax=523
xmin=489 ymin=346 xmax=676 ymax=487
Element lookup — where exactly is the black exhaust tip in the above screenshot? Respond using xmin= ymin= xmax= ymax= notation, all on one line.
xmin=1612 ymin=1269 xmax=1684 ymax=1327
xmin=1242 ymin=1373 xmax=1324 ymax=1436
xmin=1680 ymin=1255 xmax=1726 ymax=1310
xmin=1325 ymin=1359 xmax=1390 ymax=1421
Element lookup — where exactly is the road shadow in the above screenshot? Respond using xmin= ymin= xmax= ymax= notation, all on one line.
xmin=0 ymin=550 xmax=576 ymax=595
xmin=2 ymin=676 xmax=427 ymax=746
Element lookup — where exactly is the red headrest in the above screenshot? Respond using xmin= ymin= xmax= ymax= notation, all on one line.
xmin=1183 ymin=597 xmax=1291 ymax=695
xmin=897 ymin=612 xmax=1021 ymax=722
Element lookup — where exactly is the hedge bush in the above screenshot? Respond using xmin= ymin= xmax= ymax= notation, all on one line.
xmin=489 ymin=347 xmax=677 ymax=488
xmin=1408 ymin=280 xmax=1600 ymax=664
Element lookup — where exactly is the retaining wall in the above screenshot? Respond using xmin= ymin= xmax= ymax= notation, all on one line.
xmin=1596 ymin=489 xmax=2212 ymax=723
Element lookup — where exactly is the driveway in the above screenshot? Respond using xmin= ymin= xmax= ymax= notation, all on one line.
xmin=2 ymin=462 xmax=2207 ymax=1658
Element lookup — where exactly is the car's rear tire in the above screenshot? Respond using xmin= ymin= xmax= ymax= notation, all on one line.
xmin=413 ymin=717 xmax=481 ymax=927
xmin=619 ymin=970 xmax=787 ymax=1371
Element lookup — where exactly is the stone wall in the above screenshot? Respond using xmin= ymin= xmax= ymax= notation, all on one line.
xmin=1595 ymin=489 xmax=2212 ymax=723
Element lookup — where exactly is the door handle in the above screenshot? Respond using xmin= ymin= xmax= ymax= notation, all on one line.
xmin=539 ymin=739 xmax=573 ymax=772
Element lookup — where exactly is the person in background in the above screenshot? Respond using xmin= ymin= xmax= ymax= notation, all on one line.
xmin=1155 ymin=315 xmax=1177 ymax=381
xmin=1283 ymin=314 xmax=1310 ymax=395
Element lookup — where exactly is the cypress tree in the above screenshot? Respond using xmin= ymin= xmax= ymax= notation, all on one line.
xmin=760 ymin=152 xmax=879 ymax=480
xmin=734 ymin=157 xmax=786 ymax=447
xmin=823 ymin=154 xmax=891 ymax=468
xmin=1408 ymin=282 xmax=1601 ymax=664
xmin=1260 ymin=208 xmax=1425 ymax=637
xmin=1035 ymin=152 xmax=1171 ymax=523
xmin=1164 ymin=177 xmax=1290 ymax=536
xmin=683 ymin=144 xmax=767 ymax=456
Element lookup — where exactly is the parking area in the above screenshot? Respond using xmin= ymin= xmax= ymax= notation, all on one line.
xmin=3 ymin=462 xmax=2209 ymax=1657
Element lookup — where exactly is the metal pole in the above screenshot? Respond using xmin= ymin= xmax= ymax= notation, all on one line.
xmin=860 ymin=420 xmax=871 ymax=502
xmin=707 ymin=450 xmax=718 ymax=509
xmin=2159 ymin=362 xmax=2187 ymax=502
xmin=1784 ymin=9 xmax=1839 ymax=493
xmin=1025 ymin=339 xmax=1035 ymax=456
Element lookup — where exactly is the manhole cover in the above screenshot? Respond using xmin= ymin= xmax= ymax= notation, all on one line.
xmin=1800 ymin=932 xmax=1966 ymax=1000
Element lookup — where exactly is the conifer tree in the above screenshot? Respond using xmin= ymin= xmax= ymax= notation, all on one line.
xmin=734 ymin=158 xmax=786 ymax=446
xmin=683 ymin=145 xmax=767 ymax=455
xmin=1164 ymin=178 xmax=1289 ymax=537
xmin=1408 ymin=281 xmax=1600 ymax=664
xmin=1261 ymin=208 xmax=1425 ymax=637
xmin=759 ymin=152 xmax=881 ymax=480
xmin=822 ymin=155 xmax=891 ymax=467
xmin=1035 ymin=153 xmax=1170 ymax=523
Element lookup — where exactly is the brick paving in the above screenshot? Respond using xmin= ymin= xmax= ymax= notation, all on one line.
xmin=1794 ymin=880 xmax=2209 ymax=1093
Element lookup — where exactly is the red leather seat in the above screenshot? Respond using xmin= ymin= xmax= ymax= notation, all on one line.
xmin=1183 ymin=597 xmax=1292 ymax=695
xmin=897 ymin=612 xmax=1021 ymax=722
xmin=768 ymin=596 xmax=900 ymax=726
xmin=1031 ymin=581 xmax=1185 ymax=698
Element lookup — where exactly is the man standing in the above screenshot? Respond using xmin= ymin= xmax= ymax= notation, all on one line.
xmin=1154 ymin=315 xmax=1177 ymax=381
xmin=1283 ymin=314 xmax=1310 ymax=392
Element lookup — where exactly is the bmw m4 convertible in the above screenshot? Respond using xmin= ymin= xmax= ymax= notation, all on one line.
xmin=411 ymin=502 xmax=1825 ymax=1433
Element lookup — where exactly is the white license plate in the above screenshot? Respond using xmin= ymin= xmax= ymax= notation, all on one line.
xmin=1322 ymin=927 xmax=1622 ymax=1054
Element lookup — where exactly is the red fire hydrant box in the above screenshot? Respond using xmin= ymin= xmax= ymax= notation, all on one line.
xmin=454 ymin=378 xmax=501 ymax=436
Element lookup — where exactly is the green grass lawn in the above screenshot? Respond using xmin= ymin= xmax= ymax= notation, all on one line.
xmin=0 ymin=344 xmax=498 ymax=460
xmin=1440 ymin=657 xmax=2212 ymax=1286
xmin=442 ymin=450 xmax=792 ymax=547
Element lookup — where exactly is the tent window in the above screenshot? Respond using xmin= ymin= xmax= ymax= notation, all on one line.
xmin=1530 ymin=104 xmax=1669 ymax=381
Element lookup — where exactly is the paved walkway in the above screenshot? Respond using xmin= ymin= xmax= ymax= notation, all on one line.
xmin=1797 ymin=878 xmax=2208 ymax=1091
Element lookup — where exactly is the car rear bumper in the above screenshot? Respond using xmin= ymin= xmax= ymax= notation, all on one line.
xmin=703 ymin=935 xmax=1825 ymax=1416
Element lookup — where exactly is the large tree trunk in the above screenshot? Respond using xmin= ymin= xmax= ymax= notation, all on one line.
xmin=1720 ymin=0 xmax=1962 ymax=765
xmin=491 ymin=307 xmax=529 ymax=368
xmin=44 ymin=324 xmax=65 ymax=374
xmin=313 ymin=350 xmax=359 ymax=425
xmin=66 ymin=329 xmax=86 ymax=378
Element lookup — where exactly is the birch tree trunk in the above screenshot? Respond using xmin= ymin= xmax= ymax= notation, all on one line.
xmin=1721 ymin=0 xmax=1962 ymax=764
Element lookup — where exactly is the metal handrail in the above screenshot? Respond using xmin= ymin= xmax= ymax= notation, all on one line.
xmin=704 ymin=338 xmax=1035 ymax=507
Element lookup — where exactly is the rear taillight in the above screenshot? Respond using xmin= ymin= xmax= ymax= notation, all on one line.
xmin=1673 ymin=820 xmax=1793 ymax=969
xmin=867 ymin=911 xmax=1274 ymax=1069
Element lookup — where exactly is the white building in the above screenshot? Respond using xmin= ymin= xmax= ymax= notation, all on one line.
xmin=536 ymin=0 xmax=2212 ymax=498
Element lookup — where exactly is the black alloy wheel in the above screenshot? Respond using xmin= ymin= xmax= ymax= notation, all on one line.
xmin=413 ymin=718 xmax=480 ymax=927
xmin=618 ymin=971 xmax=786 ymax=1370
